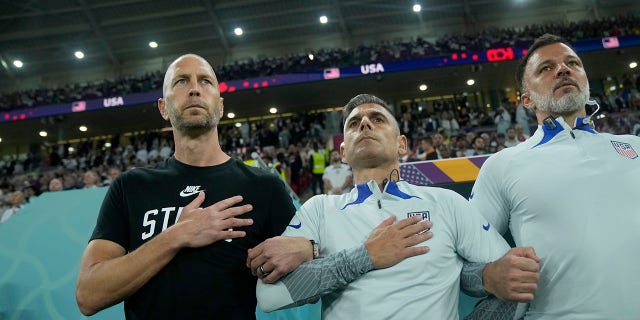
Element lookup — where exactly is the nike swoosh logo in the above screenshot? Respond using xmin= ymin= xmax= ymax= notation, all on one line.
xmin=288 ymin=223 xmax=302 ymax=229
xmin=180 ymin=190 xmax=200 ymax=197
xmin=482 ymin=223 xmax=490 ymax=231
xmin=469 ymin=192 xmax=474 ymax=200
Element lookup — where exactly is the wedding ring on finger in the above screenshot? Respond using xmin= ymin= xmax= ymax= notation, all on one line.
xmin=259 ymin=265 xmax=270 ymax=278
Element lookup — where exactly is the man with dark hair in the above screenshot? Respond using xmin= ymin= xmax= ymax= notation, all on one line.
xmin=252 ymin=94 xmax=539 ymax=319
xmin=469 ymin=34 xmax=640 ymax=319
xmin=76 ymin=54 xmax=296 ymax=319
xmin=416 ymin=136 xmax=439 ymax=160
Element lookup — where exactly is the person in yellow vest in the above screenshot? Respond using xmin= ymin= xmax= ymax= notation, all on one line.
xmin=242 ymin=147 xmax=258 ymax=167
xmin=308 ymin=141 xmax=326 ymax=195
xmin=273 ymin=153 xmax=291 ymax=185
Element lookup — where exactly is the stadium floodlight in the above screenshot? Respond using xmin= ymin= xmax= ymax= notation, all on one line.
xmin=413 ymin=4 xmax=422 ymax=12
xmin=234 ymin=27 xmax=243 ymax=36
xmin=466 ymin=79 xmax=475 ymax=86
xmin=13 ymin=60 xmax=23 ymax=68
xmin=149 ymin=41 xmax=158 ymax=48
xmin=75 ymin=51 xmax=85 ymax=59
xmin=39 ymin=131 xmax=48 ymax=137
xmin=227 ymin=112 xmax=235 ymax=118
xmin=269 ymin=107 xmax=278 ymax=114
xmin=630 ymin=62 xmax=638 ymax=69
xmin=419 ymin=84 xmax=428 ymax=91
xmin=79 ymin=125 xmax=87 ymax=132
xmin=319 ymin=15 xmax=328 ymax=24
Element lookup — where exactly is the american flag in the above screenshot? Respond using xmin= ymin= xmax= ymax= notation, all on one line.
xmin=71 ymin=101 xmax=86 ymax=112
xmin=611 ymin=141 xmax=638 ymax=159
xmin=323 ymin=68 xmax=340 ymax=80
xmin=602 ymin=37 xmax=619 ymax=49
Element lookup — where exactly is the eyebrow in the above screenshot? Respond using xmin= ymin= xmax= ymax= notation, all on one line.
xmin=172 ymin=73 xmax=218 ymax=87
xmin=346 ymin=110 xmax=388 ymax=124
xmin=534 ymin=54 xmax=581 ymax=69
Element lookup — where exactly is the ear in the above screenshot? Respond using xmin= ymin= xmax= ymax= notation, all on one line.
xmin=340 ymin=141 xmax=347 ymax=163
xmin=158 ymin=98 xmax=169 ymax=120
xmin=397 ymin=134 xmax=408 ymax=156
xmin=219 ymin=97 xmax=225 ymax=118
xmin=520 ymin=92 xmax=536 ymax=111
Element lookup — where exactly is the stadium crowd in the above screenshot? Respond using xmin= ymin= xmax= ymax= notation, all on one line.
xmin=1 ymin=13 xmax=639 ymax=111
xmin=1 ymin=93 xmax=639 ymax=222
xmin=2 ymin=12 xmax=640 ymax=223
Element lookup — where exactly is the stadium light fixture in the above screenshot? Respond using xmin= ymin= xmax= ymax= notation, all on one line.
xmin=149 ymin=41 xmax=158 ymax=48
xmin=75 ymin=51 xmax=85 ymax=59
xmin=227 ymin=112 xmax=235 ymax=118
xmin=79 ymin=125 xmax=87 ymax=132
xmin=466 ymin=79 xmax=475 ymax=86
xmin=0 ymin=137 xmax=2 ymax=143
xmin=269 ymin=107 xmax=278 ymax=114
xmin=630 ymin=61 xmax=638 ymax=69
xmin=235 ymin=122 xmax=242 ymax=128
xmin=105 ymin=142 xmax=112 ymax=148
xmin=234 ymin=27 xmax=243 ymax=36
xmin=319 ymin=15 xmax=328 ymax=24
xmin=413 ymin=4 xmax=422 ymax=12
xmin=308 ymin=53 xmax=314 ymax=60
xmin=13 ymin=60 xmax=23 ymax=68
xmin=39 ymin=131 xmax=48 ymax=137
xmin=419 ymin=84 xmax=428 ymax=91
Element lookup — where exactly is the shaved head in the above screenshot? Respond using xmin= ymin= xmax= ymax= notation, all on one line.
xmin=163 ymin=54 xmax=218 ymax=96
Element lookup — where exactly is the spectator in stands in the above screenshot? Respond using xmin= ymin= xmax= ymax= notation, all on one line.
xmin=514 ymin=123 xmax=530 ymax=141
xmin=465 ymin=136 xmax=490 ymax=156
xmin=82 ymin=170 xmax=101 ymax=189
xmin=504 ymin=127 xmax=521 ymax=147
xmin=48 ymin=178 xmax=64 ymax=192
xmin=0 ymin=191 xmax=25 ymax=223
xmin=494 ymin=102 xmax=512 ymax=135
xmin=438 ymin=143 xmax=453 ymax=159
xmin=308 ymin=141 xmax=326 ymax=195
xmin=515 ymin=103 xmax=534 ymax=136
xmin=416 ymin=136 xmax=439 ymax=161
xmin=322 ymin=149 xmax=353 ymax=195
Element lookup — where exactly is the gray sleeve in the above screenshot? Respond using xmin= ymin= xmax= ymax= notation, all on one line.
xmin=256 ymin=245 xmax=374 ymax=312
xmin=463 ymin=296 xmax=517 ymax=320
xmin=460 ymin=260 xmax=489 ymax=297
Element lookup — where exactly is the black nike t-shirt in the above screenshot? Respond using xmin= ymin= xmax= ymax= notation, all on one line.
xmin=91 ymin=157 xmax=296 ymax=319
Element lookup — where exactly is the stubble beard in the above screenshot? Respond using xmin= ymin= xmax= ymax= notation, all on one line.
xmin=169 ymin=105 xmax=219 ymax=136
xmin=530 ymin=84 xmax=590 ymax=116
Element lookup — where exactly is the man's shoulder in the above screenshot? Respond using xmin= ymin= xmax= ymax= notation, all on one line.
xmin=599 ymin=132 xmax=640 ymax=144
xmin=400 ymin=182 xmax=464 ymax=201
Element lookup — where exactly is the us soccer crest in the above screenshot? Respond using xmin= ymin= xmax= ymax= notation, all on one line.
xmin=407 ymin=211 xmax=430 ymax=233
xmin=611 ymin=141 xmax=638 ymax=159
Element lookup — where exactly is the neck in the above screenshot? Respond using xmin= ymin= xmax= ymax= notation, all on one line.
xmin=535 ymin=109 xmax=585 ymax=127
xmin=353 ymin=164 xmax=400 ymax=191
xmin=173 ymin=128 xmax=230 ymax=166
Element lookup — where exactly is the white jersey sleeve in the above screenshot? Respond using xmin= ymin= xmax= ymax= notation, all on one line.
xmin=469 ymin=152 xmax=512 ymax=236
xmin=256 ymin=196 xmax=374 ymax=312
xmin=443 ymin=188 xmax=510 ymax=262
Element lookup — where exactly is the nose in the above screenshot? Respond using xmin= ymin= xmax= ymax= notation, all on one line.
xmin=359 ymin=116 xmax=373 ymax=131
xmin=555 ymin=63 xmax=571 ymax=78
xmin=188 ymin=81 xmax=201 ymax=97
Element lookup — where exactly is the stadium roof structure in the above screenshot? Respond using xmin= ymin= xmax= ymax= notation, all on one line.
xmin=0 ymin=0 xmax=639 ymax=150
